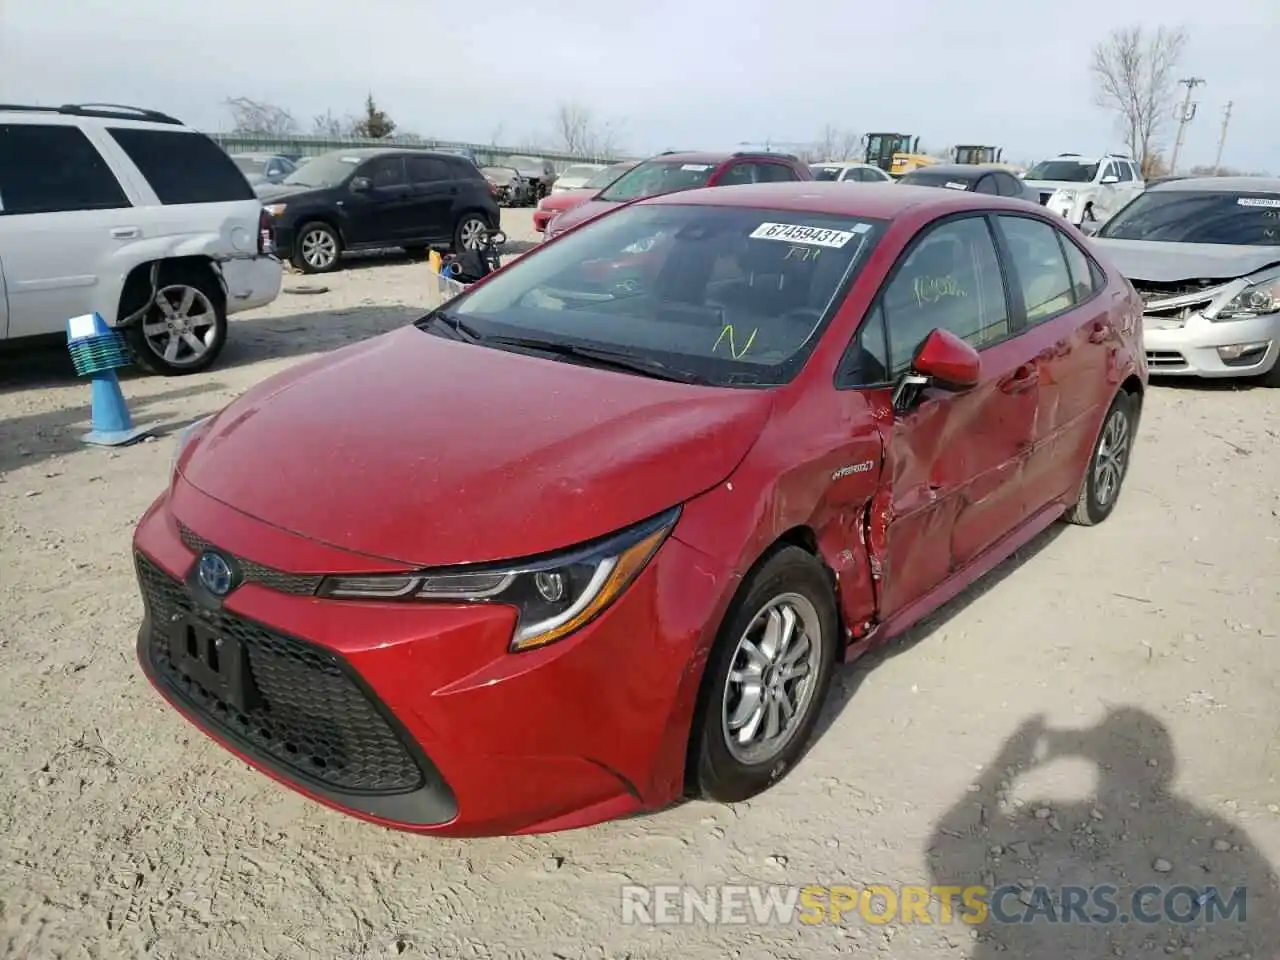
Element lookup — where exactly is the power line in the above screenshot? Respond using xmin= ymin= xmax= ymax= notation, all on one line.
xmin=1168 ymin=77 xmax=1206 ymax=174
xmin=1212 ymin=101 xmax=1233 ymax=175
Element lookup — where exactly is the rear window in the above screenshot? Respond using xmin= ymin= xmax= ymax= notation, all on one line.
xmin=900 ymin=170 xmax=973 ymax=190
xmin=597 ymin=160 xmax=718 ymax=202
xmin=449 ymin=157 xmax=484 ymax=179
xmin=108 ymin=128 xmax=256 ymax=204
xmin=810 ymin=166 xmax=842 ymax=181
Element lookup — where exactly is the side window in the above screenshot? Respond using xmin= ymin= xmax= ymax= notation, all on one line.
xmin=1114 ymin=161 xmax=1133 ymax=182
xmin=362 ymin=156 xmax=408 ymax=188
xmin=1058 ymin=233 xmax=1101 ymax=302
xmin=838 ymin=303 xmax=891 ymax=387
xmin=974 ymin=175 xmax=999 ymax=195
xmin=0 ymin=123 xmax=131 ymax=215
xmin=1098 ymin=161 xmax=1118 ymax=183
xmin=406 ymin=156 xmax=450 ymax=184
xmin=107 ymin=128 xmax=255 ymax=204
xmin=756 ymin=163 xmax=799 ymax=182
xmin=1129 ymin=162 xmax=1143 ymax=182
xmin=879 ymin=217 xmax=1011 ymax=378
xmin=996 ymin=215 xmax=1076 ymax=323
xmin=715 ymin=163 xmax=755 ymax=186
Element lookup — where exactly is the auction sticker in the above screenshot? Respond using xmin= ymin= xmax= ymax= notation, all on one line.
xmin=1237 ymin=197 xmax=1280 ymax=208
xmin=750 ymin=222 xmax=856 ymax=248
xmin=681 ymin=164 xmax=712 ymax=171
xmin=944 ymin=181 xmax=968 ymax=190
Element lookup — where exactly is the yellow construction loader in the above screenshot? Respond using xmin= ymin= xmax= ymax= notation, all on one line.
xmin=864 ymin=133 xmax=936 ymax=178
xmin=952 ymin=145 xmax=1023 ymax=174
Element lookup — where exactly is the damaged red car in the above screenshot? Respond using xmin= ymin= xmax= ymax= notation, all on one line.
xmin=133 ymin=182 xmax=1146 ymax=837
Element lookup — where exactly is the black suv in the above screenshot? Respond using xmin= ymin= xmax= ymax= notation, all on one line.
xmin=258 ymin=148 xmax=501 ymax=273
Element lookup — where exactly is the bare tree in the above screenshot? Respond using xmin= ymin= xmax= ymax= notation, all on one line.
xmin=312 ymin=109 xmax=357 ymax=138
xmin=1089 ymin=25 xmax=1187 ymax=174
xmin=553 ymin=102 xmax=622 ymax=158
xmin=810 ymin=125 xmax=863 ymax=162
xmin=488 ymin=124 xmax=506 ymax=147
xmin=225 ymin=97 xmax=298 ymax=136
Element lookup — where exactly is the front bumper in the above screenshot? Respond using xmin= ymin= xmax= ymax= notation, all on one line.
xmin=220 ymin=255 xmax=283 ymax=315
xmin=132 ymin=481 xmax=734 ymax=836
xmin=1143 ymin=311 xmax=1280 ymax=378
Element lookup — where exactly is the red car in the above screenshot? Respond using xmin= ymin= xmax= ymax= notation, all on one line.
xmin=539 ymin=149 xmax=814 ymax=241
xmin=533 ymin=160 xmax=638 ymax=234
xmin=134 ymin=182 xmax=1146 ymax=837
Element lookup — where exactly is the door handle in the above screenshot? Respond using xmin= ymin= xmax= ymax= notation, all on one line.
xmin=999 ymin=363 xmax=1040 ymax=394
xmin=1088 ymin=320 xmax=1111 ymax=344
xmin=110 ymin=227 xmax=140 ymax=240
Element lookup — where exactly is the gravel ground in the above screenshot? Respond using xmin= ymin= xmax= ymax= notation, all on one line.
xmin=2 ymin=209 xmax=1279 ymax=959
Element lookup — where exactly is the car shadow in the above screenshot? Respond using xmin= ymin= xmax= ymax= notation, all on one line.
xmin=1150 ymin=375 xmax=1263 ymax=392
xmin=926 ymin=707 xmax=1279 ymax=955
xmin=809 ymin=522 xmax=1068 ymax=746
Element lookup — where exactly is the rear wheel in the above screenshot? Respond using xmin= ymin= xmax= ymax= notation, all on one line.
xmin=687 ymin=547 xmax=838 ymax=803
xmin=292 ymin=221 xmax=342 ymax=273
xmin=1066 ymin=391 xmax=1135 ymax=526
xmin=124 ymin=264 xmax=227 ymax=376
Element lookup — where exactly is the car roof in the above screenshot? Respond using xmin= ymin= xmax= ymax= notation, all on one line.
xmin=640 ymin=181 xmax=1031 ymax=219
xmin=1150 ymin=175 xmax=1280 ymax=194
xmin=316 ymin=147 xmax=461 ymax=160
xmin=645 ymin=150 xmax=796 ymax=165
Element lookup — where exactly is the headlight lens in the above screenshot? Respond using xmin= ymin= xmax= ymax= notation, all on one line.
xmin=319 ymin=507 xmax=680 ymax=652
xmin=264 ymin=203 xmax=287 ymax=217
xmin=170 ymin=416 xmax=211 ymax=478
xmin=1055 ymin=189 xmax=1078 ymax=203
xmin=1215 ymin=276 xmax=1280 ymax=321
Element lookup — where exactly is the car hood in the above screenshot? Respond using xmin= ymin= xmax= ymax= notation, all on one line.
xmin=1089 ymin=238 xmax=1280 ymax=283
xmin=254 ymin=182 xmax=327 ymax=202
xmin=540 ymin=189 xmax=595 ymax=213
xmin=547 ymin=198 xmax=619 ymax=234
xmin=1024 ymin=179 xmax=1093 ymax=193
xmin=179 ymin=326 xmax=773 ymax=568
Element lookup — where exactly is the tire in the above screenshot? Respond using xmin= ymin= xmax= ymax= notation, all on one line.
xmin=687 ymin=546 xmax=839 ymax=803
xmin=453 ymin=214 xmax=490 ymax=253
xmin=1066 ymin=391 xmax=1135 ymax=526
xmin=291 ymin=221 xmax=342 ymax=274
xmin=124 ymin=263 xmax=227 ymax=376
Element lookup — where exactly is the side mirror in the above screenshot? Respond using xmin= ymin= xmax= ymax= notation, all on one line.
xmin=350 ymin=176 xmax=372 ymax=192
xmin=1100 ymin=175 xmax=1119 ymax=185
xmin=892 ymin=328 xmax=981 ymax=413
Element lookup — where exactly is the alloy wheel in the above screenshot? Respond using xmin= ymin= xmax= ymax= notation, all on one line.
xmin=1094 ymin=407 xmax=1131 ymax=506
xmin=300 ymin=228 xmax=338 ymax=270
xmin=141 ymin=284 xmax=219 ymax=368
xmin=721 ymin=593 xmax=824 ymax=765
xmin=459 ymin=218 xmax=487 ymax=250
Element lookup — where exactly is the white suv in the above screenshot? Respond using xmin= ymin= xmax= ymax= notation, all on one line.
xmin=1022 ymin=153 xmax=1146 ymax=227
xmin=0 ymin=103 xmax=282 ymax=375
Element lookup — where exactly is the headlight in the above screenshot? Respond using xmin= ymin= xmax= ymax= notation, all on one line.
xmin=1214 ymin=275 xmax=1280 ymax=321
xmin=170 ymin=416 xmax=211 ymax=478
xmin=318 ymin=507 xmax=680 ymax=652
xmin=263 ymin=203 xmax=287 ymax=217
xmin=1055 ymin=189 xmax=1078 ymax=203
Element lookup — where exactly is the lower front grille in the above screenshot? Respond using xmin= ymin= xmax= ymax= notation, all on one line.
xmin=1146 ymin=350 xmax=1187 ymax=369
xmin=136 ymin=553 xmax=426 ymax=795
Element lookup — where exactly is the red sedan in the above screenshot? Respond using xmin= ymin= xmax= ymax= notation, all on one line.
xmin=134 ymin=182 xmax=1146 ymax=837
xmin=533 ymin=160 xmax=638 ymax=234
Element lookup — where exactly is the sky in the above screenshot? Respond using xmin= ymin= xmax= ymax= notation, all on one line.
xmin=0 ymin=0 xmax=1275 ymax=173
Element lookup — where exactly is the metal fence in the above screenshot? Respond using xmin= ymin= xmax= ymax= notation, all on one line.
xmin=205 ymin=131 xmax=626 ymax=172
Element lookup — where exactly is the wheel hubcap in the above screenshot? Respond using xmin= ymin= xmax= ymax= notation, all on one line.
xmin=721 ymin=593 xmax=822 ymax=765
xmin=301 ymin=229 xmax=337 ymax=268
xmin=142 ymin=284 xmax=217 ymax=367
xmin=1094 ymin=408 xmax=1130 ymax=506
xmin=460 ymin=219 xmax=486 ymax=250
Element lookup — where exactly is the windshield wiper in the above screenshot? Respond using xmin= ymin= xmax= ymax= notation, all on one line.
xmin=418 ymin=311 xmax=485 ymax=342
xmin=483 ymin=335 xmax=710 ymax=384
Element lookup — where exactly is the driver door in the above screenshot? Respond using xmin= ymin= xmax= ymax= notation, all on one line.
xmin=846 ymin=215 xmax=1043 ymax=620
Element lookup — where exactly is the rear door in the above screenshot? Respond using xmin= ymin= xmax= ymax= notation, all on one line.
xmin=842 ymin=214 xmax=1043 ymax=619
xmin=990 ymin=213 xmax=1114 ymax=508
xmin=0 ymin=121 xmax=135 ymax=338
xmin=0 ymin=255 xmax=8 ymax=339
xmin=405 ymin=155 xmax=457 ymax=242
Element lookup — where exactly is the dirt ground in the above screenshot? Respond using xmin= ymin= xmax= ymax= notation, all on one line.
xmin=2 ymin=208 xmax=1279 ymax=959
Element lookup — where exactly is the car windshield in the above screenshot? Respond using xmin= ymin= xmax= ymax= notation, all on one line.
xmin=481 ymin=166 xmax=512 ymax=179
xmin=810 ymin=166 xmax=843 ymax=181
xmin=233 ymin=157 xmax=267 ymax=174
xmin=597 ymin=160 xmax=718 ymax=202
xmin=1097 ymin=190 xmax=1280 ymax=246
xmin=1025 ymin=160 xmax=1099 ymax=182
xmin=432 ymin=203 xmax=883 ymax=386
xmin=281 ymin=152 xmax=360 ymax=188
xmin=558 ymin=165 xmax=598 ymax=181
xmin=585 ymin=163 xmax=630 ymax=189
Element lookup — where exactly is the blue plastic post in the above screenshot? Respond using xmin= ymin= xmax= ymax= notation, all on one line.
xmin=66 ymin=312 xmax=153 ymax=447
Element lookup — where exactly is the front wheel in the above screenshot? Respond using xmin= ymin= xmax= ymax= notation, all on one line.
xmin=1066 ymin=391 xmax=1135 ymax=526
xmin=292 ymin=221 xmax=342 ymax=274
xmin=688 ymin=546 xmax=839 ymax=803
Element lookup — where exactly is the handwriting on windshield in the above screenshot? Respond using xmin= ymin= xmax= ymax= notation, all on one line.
xmin=713 ymin=324 xmax=757 ymax=359
xmin=913 ymin=274 xmax=967 ymax=307
xmin=785 ymin=245 xmax=821 ymax=261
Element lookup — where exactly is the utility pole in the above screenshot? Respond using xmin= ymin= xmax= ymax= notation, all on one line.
xmin=1168 ymin=77 xmax=1205 ymax=174
xmin=1212 ymin=101 xmax=1233 ymax=175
